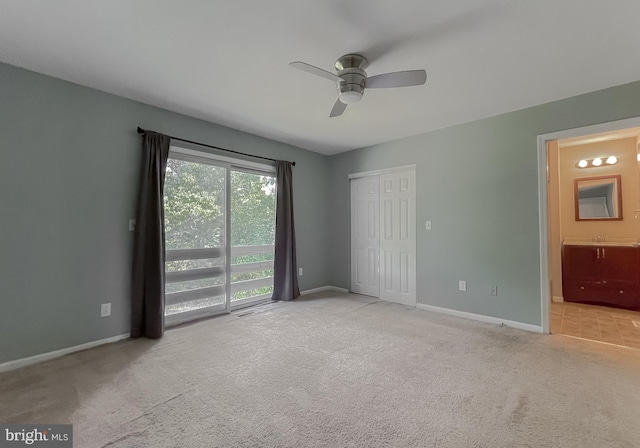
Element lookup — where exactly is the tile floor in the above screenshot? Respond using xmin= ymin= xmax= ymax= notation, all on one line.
xmin=551 ymin=301 xmax=640 ymax=349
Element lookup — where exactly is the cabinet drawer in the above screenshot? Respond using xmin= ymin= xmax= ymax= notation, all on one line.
xmin=563 ymin=281 xmax=640 ymax=311
xmin=563 ymin=281 xmax=603 ymax=303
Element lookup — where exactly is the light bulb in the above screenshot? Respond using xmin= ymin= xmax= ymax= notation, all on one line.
xmin=578 ymin=160 xmax=588 ymax=168
xmin=637 ymin=153 xmax=640 ymax=162
xmin=592 ymin=158 xmax=602 ymax=167
xmin=606 ymin=156 xmax=617 ymax=165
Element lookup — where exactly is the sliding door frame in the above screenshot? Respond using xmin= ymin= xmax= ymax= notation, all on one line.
xmin=165 ymin=145 xmax=276 ymax=326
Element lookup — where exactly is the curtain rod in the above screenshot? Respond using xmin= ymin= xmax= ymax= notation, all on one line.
xmin=137 ymin=127 xmax=295 ymax=166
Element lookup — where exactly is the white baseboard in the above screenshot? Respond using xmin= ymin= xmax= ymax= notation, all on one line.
xmin=301 ymin=285 xmax=349 ymax=296
xmin=552 ymin=296 xmax=564 ymax=303
xmin=0 ymin=333 xmax=130 ymax=373
xmin=416 ymin=303 xmax=543 ymax=333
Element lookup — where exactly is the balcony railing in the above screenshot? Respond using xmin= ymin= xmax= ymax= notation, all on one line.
xmin=165 ymin=245 xmax=274 ymax=312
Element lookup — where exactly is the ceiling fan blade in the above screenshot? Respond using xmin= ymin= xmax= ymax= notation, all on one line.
xmin=366 ymin=70 xmax=427 ymax=88
xmin=289 ymin=61 xmax=342 ymax=82
xmin=329 ymin=99 xmax=347 ymax=118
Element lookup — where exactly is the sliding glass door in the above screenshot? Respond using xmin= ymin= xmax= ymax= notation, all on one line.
xmin=163 ymin=149 xmax=275 ymax=325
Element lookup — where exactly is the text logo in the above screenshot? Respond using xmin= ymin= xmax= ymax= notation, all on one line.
xmin=0 ymin=425 xmax=72 ymax=447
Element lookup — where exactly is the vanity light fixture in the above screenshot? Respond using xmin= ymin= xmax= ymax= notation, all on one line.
xmin=575 ymin=156 xmax=618 ymax=168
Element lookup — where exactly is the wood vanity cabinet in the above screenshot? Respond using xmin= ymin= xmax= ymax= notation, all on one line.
xmin=562 ymin=245 xmax=640 ymax=311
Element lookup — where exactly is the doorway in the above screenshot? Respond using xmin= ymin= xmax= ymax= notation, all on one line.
xmin=538 ymin=118 xmax=640 ymax=349
xmin=350 ymin=166 xmax=416 ymax=306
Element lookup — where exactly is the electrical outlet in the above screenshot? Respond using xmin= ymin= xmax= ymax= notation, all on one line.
xmin=298 ymin=268 xmax=303 ymax=276
xmin=129 ymin=219 xmax=136 ymax=232
xmin=459 ymin=280 xmax=467 ymax=292
xmin=101 ymin=303 xmax=111 ymax=317
xmin=490 ymin=285 xmax=498 ymax=296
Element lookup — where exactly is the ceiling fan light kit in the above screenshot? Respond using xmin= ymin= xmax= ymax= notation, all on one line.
xmin=290 ymin=53 xmax=427 ymax=117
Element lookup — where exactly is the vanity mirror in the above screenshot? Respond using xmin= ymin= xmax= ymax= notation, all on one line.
xmin=574 ymin=174 xmax=622 ymax=221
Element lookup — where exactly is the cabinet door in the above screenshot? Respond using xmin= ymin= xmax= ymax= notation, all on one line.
xmin=600 ymin=246 xmax=639 ymax=283
xmin=562 ymin=246 xmax=598 ymax=281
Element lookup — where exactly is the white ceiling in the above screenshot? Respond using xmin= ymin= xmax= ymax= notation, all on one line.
xmin=1 ymin=1 xmax=640 ymax=155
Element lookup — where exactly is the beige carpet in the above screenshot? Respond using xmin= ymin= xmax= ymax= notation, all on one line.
xmin=2 ymin=292 xmax=640 ymax=448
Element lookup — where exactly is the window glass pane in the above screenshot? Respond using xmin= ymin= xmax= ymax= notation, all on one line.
xmin=164 ymin=158 xmax=226 ymax=316
xmin=230 ymin=170 xmax=276 ymax=302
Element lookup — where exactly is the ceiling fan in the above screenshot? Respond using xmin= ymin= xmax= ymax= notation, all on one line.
xmin=289 ymin=54 xmax=427 ymax=117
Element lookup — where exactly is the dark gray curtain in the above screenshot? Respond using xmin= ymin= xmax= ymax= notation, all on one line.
xmin=272 ymin=161 xmax=300 ymax=301
xmin=131 ymin=131 xmax=171 ymax=338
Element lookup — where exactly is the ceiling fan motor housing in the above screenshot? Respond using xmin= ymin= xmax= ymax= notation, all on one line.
xmin=335 ymin=54 xmax=368 ymax=104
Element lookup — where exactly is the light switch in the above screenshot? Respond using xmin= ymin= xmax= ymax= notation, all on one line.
xmin=459 ymin=280 xmax=467 ymax=291
xmin=425 ymin=220 xmax=432 ymax=230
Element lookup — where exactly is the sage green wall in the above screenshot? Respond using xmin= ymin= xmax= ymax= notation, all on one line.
xmin=0 ymin=62 xmax=329 ymax=364
xmin=328 ymin=80 xmax=640 ymax=326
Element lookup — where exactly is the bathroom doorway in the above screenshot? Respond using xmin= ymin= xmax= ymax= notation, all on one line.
xmin=539 ymin=119 xmax=640 ymax=349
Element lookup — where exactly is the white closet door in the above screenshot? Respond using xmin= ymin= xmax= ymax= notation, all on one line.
xmin=350 ymin=176 xmax=380 ymax=297
xmin=379 ymin=170 xmax=416 ymax=306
